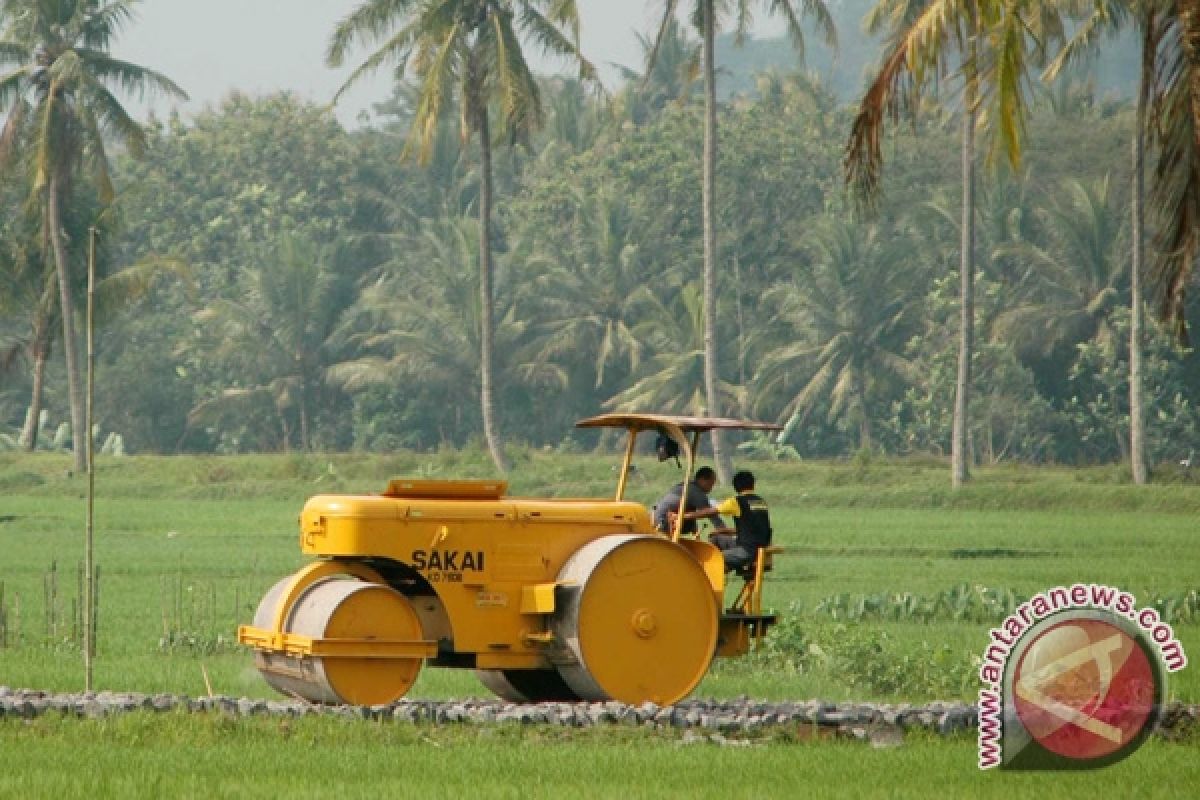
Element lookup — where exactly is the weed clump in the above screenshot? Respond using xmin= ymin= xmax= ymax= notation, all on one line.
xmin=735 ymin=614 xmax=980 ymax=700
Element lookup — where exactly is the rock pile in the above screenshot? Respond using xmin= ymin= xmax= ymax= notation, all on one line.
xmin=0 ymin=687 xmax=1195 ymax=742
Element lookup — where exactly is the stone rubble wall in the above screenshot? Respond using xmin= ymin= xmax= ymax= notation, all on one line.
xmin=1 ymin=687 xmax=1196 ymax=743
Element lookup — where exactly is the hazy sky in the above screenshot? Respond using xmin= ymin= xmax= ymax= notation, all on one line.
xmin=118 ymin=1 xmax=779 ymax=127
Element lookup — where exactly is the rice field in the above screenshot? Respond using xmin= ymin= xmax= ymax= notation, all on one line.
xmin=1 ymin=450 xmax=1198 ymax=797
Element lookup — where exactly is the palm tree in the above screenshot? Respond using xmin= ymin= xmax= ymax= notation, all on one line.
xmin=646 ymin=0 xmax=836 ymax=482
xmin=752 ymin=68 xmax=836 ymax=122
xmin=539 ymin=76 xmax=607 ymax=156
xmin=1045 ymin=0 xmax=1170 ymax=484
xmin=606 ymin=281 xmax=743 ymax=416
xmin=330 ymin=215 xmax=547 ymax=447
xmin=613 ymin=17 xmax=700 ymax=125
xmin=327 ymin=0 xmax=594 ymax=473
xmin=923 ymin=167 xmax=1042 ymax=317
xmin=754 ymin=219 xmax=920 ymax=450
xmin=0 ymin=188 xmax=56 ymax=450
xmin=1 ymin=173 xmax=183 ymax=452
xmin=526 ymin=189 xmax=655 ymax=395
xmin=8 ymin=267 xmax=57 ymax=452
xmin=1144 ymin=2 xmax=1200 ymax=341
xmin=188 ymin=235 xmax=353 ymax=452
xmin=992 ymin=177 xmax=1129 ymax=356
xmin=371 ymin=81 xmax=481 ymax=220
xmin=853 ymin=0 xmax=975 ymax=485
xmin=974 ymin=169 xmax=1040 ymax=292
xmin=331 ymin=220 xmax=490 ymax=445
xmin=845 ymin=0 xmax=1062 ymax=486
xmin=0 ymin=0 xmax=186 ymax=471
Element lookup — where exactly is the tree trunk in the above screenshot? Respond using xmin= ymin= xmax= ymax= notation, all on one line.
xmin=733 ymin=254 xmax=746 ymax=389
xmin=48 ymin=173 xmax=86 ymax=473
xmin=20 ymin=298 xmax=53 ymax=450
xmin=299 ymin=394 xmax=311 ymax=453
xmin=951 ymin=66 xmax=977 ymax=488
xmin=20 ymin=327 xmax=50 ymax=451
xmin=857 ymin=375 xmax=872 ymax=451
xmin=1129 ymin=20 xmax=1152 ymax=485
xmin=478 ymin=109 xmax=510 ymax=473
xmin=701 ymin=1 xmax=732 ymax=483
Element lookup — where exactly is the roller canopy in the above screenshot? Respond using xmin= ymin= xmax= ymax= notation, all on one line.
xmin=575 ymin=413 xmax=781 ymax=433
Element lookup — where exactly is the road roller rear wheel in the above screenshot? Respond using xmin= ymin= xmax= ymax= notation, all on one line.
xmin=476 ymin=669 xmax=582 ymax=703
xmin=252 ymin=572 xmax=424 ymax=705
xmin=553 ymin=534 xmax=718 ymax=705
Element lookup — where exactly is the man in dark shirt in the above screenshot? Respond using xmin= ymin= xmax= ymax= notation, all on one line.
xmin=653 ymin=466 xmax=725 ymax=535
xmin=676 ymin=470 xmax=772 ymax=572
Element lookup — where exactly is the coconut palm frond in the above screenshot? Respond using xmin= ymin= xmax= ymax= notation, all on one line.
xmin=1149 ymin=2 xmax=1200 ymax=342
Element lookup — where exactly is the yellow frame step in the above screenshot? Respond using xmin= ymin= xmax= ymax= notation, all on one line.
xmin=238 ymin=625 xmax=437 ymax=660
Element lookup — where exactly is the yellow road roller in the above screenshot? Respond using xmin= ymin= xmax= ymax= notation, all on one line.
xmin=238 ymin=413 xmax=782 ymax=706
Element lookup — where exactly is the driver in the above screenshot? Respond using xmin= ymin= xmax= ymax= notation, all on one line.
xmin=653 ymin=466 xmax=725 ymax=535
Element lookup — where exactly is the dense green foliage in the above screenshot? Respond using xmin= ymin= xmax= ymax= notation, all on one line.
xmin=1 ymin=10 xmax=1195 ymax=470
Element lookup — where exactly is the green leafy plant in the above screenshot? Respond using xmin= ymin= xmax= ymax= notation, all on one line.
xmin=813 ymin=583 xmax=1023 ymax=624
xmin=1151 ymin=590 xmax=1200 ymax=624
xmin=156 ymin=574 xmax=243 ymax=658
xmin=736 ymin=432 xmax=801 ymax=462
xmin=824 ymin=624 xmax=978 ymax=698
xmin=748 ymin=615 xmax=979 ymax=699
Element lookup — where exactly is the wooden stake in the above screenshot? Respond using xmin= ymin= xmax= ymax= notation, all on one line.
xmin=85 ymin=226 xmax=98 ymax=691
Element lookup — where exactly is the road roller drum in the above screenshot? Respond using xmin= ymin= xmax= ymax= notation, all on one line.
xmin=475 ymin=669 xmax=582 ymax=703
xmin=552 ymin=534 xmax=719 ymax=705
xmin=250 ymin=573 xmax=426 ymax=706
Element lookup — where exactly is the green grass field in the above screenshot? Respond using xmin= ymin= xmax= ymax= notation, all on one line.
xmin=1 ymin=450 xmax=1198 ymax=796
xmin=1 ymin=715 xmax=1197 ymax=799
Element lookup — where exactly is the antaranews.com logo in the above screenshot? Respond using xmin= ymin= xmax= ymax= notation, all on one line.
xmin=978 ymin=583 xmax=1188 ymax=770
